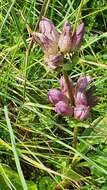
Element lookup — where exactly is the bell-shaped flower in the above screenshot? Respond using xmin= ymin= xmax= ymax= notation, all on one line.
xmin=55 ymin=101 xmax=74 ymax=116
xmin=32 ymin=32 xmax=58 ymax=56
xmin=58 ymin=21 xmax=72 ymax=53
xmin=48 ymin=75 xmax=99 ymax=120
xmin=39 ymin=17 xmax=59 ymax=43
xmin=74 ymin=105 xmax=90 ymax=120
xmin=48 ymin=89 xmax=68 ymax=105
xmin=71 ymin=23 xmax=85 ymax=51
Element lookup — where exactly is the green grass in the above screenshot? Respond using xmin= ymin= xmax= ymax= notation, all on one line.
xmin=0 ymin=0 xmax=107 ymax=189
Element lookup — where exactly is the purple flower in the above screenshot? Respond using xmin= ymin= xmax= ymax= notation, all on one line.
xmin=32 ymin=17 xmax=62 ymax=69
xmin=39 ymin=17 xmax=59 ymax=43
xmin=48 ymin=89 xmax=68 ymax=105
xmin=71 ymin=23 xmax=85 ymax=51
xmin=74 ymin=91 xmax=88 ymax=106
xmin=32 ymin=32 xmax=58 ymax=56
xmin=55 ymin=101 xmax=74 ymax=116
xmin=75 ymin=76 xmax=91 ymax=93
xmin=73 ymin=76 xmax=99 ymax=120
xmin=58 ymin=21 xmax=72 ymax=53
xmin=74 ymin=105 xmax=90 ymax=120
xmin=33 ymin=18 xmax=85 ymax=55
xmin=48 ymin=75 xmax=99 ymax=120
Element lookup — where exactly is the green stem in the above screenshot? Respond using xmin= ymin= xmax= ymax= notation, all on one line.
xmin=72 ymin=126 xmax=78 ymax=148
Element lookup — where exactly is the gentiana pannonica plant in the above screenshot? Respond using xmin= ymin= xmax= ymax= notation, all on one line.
xmin=32 ymin=17 xmax=99 ymax=121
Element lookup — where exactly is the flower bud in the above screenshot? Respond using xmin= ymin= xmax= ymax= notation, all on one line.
xmin=71 ymin=23 xmax=84 ymax=51
xmin=48 ymin=89 xmax=68 ymax=105
xmin=75 ymin=76 xmax=91 ymax=93
xmin=39 ymin=17 xmax=59 ymax=42
xmin=55 ymin=101 xmax=74 ymax=116
xmin=45 ymin=54 xmax=64 ymax=69
xmin=74 ymin=91 xmax=88 ymax=106
xmin=75 ymin=23 xmax=85 ymax=47
xmin=58 ymin=21 xmax=72 ymax=53
xmin=32 ymin=32 xmax=58 ymax=55
xmin=74 ymin=105 xmax=90 ymax=120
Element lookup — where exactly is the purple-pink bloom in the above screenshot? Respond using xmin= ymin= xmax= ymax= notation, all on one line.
xmin=58 ymin=21 xmax=72 ymax=53
xmin=75 ymin=75 xmax=91 ymax=93
xmin=74 ymin=105 xmax=90 ymax=120
xmin=48 ymin=75 xmax=99 ymax=121
xmin=55 ymin=101 xmax=74 ymax=116
xmin=74 ymin=91 xmax=88 ymax=106
xmin=71 ymin=23 xmax=85 ymax=51
xmin=48 ymin=89 xmax=68 ymax=105
xmin=39 ymin=17 xmax=59 ymax=43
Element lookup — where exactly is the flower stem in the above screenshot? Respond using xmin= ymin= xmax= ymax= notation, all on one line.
xmin=63 ymin=72 xmax=74 ymax=105
xmin=72 ymin=126 xmax=78 ymax=148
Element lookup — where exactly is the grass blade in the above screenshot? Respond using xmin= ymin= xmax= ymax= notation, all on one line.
xmin=4 ymin=105 xmax=28 ymax=190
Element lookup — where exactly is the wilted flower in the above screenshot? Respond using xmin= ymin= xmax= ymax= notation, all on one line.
xmin=32 ymin=32 xmax=58 ymax=55
xmin=86 ymin=86 xmax=99 ymax=107
xmin=58 ymin=21 xmax=72 ymax=53
xmin=32 ymin=17 xmax=62 ymax=69
xmin=48 ymin=75 xmax=99 ymax=120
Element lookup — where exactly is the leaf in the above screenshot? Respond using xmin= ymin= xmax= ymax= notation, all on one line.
xmin=0 ymin=165 xmax=37 ymax=190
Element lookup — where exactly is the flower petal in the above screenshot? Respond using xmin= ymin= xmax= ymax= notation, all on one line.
xmin=74 ymin=91 xmax=88 ymax=106
xmin=71 ymin=23 xmax=84 ymax=51
xmin=39 ymin=17 xmax=59 ymax=42
xmin=55 ymin=101 xmax=74 ymax=116
xmin=58 ymin=21 xmax=72 ymax=53
xmin=75 ymin=76 xmax=91 ymax=93
xmin=74 ymin=105 xmax=90 ymax=120
xmin=32 ymin=32 xmax=58 ymax=55
xmin=48 ymin=89 xmax=68 ymax=105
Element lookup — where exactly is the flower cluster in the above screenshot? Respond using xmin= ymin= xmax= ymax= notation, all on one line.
xmin=32 ymin=17 xmax=84 ymax=69
xmin=48 ymin=76 xmax=99 ymax=120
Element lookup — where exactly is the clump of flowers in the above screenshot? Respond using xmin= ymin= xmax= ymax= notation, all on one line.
xmin=48 ymin=76 xmax=99 ymax=120
xmin=32 ymin=17 xmax=84 ymax=69
xmin=32 ymin=17 xmax=99 ymax=121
